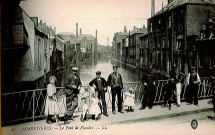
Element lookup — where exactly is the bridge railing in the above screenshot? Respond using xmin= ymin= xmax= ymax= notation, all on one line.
xmin=1 ymin=77 xmax=213 ymax=125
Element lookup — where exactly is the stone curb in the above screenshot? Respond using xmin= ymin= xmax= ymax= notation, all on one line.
xmin=105 ymin=108 xmax=213 ymax=125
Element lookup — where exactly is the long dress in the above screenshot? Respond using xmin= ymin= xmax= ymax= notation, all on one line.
xmin=124 ymin=92 xmax=135 ymax=107
xmin=44 ymin=84 xmax=60 ymax=115
xmin=89 ymin=98 xmax=101 ymax=118
xmin=176 ymin=82 xmax=182 ymax=105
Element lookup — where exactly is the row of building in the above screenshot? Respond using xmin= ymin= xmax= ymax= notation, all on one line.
xmin=112 ymin=0 xmax=215 ymax=78
xmin=1 ymin=1 xmax=98 ymax=93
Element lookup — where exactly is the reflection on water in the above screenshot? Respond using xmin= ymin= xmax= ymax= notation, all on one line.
xmin=56 ymin=57 xmax=144 ymax=87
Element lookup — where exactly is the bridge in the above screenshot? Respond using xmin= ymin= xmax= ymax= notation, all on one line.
xmin=1 ymin=77 xmax=214 ymax=126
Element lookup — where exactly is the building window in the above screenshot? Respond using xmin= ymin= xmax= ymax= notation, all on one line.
xmin=191 ymin=57 xmax=196 ymax=68
xmin=150 ymin=22 xmax=153 ymax=33
xmin=38 ymin=38 xmax=41 ymax=69
xmin=168 ymin=16 xmax=172 ymax=28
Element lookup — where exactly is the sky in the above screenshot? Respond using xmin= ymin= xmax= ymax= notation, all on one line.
xmin=20 ymin=0 xmax=168 ymax=46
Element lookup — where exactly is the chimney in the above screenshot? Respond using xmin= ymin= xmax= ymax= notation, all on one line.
xmin=151 ymin=0 xmax=155 ymax=17
xmin=95 ymin=30 xmax=97 ymax=38
xmin=80 ymin=28 xmax=82 ymax=35
xmin=124 ymin=26 xmax=127 ymax=33
xmin=168 ymin=0 xmax=173 ymax=4
xmin=133 ymin=26 xmax=136 ymax=30
xmin=54 ymin=27 xmax=56 ymax=33
xmin=107 ymin=37 xmax=109 ymax=46
xmin=76 ymin=23 xmax=78 ymax=37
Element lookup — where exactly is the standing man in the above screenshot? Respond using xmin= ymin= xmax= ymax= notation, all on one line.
xmin=139 ymin=69 xmax=157 ymax=110
xmin=64 ymin=67 xmax=82 ymax=120
xmin=89 ymin=71 xmax=109 ymax=117
xmin=107 ymin=66 xmax=124 ymax=114
xmin=186 ymin=68 xmax=200 ymax=106
xmin=162 ymin=77 xmax=176 ymax=110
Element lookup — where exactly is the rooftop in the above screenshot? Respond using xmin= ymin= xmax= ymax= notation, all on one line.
xmin=154 ymin=0 xmax=215 ymax=17
xmin=78 ymin=34 xmax=96 ymax=39
xmin=58 ymin=32 xmax=75 ymax=36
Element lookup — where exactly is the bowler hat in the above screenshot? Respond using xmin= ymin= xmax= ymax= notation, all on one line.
xmin=96 ymin=71 xmax=101 ymax=74
xmin=113 ymin=65 xmax=118 ymax=69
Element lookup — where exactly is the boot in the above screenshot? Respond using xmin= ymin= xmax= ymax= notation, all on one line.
xmin=169 ymin=104 xmax=171 ymax=110
xmin=127 ymin=107 xmax=130 ymax=113
xmin=130 ymin=107 xmax=134 ymax=112
xmin=46 ymin=115 xmax=53 ymax=124
xmin=80 ymin=114 xmax=85 ymax=122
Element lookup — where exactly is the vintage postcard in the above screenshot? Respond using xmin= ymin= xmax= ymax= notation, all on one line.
xmin=1 ymin=0 xmax=215 ymax=135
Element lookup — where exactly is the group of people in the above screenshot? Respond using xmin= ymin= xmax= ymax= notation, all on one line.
xmin=138 ymin=68 xmax=201 ymax=110
xmin=44 ymin=65 xmax=215 ymax=124
xmin=44 ymin=65 xmax=133 ymax=124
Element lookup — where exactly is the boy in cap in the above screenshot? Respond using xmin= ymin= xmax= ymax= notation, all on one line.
xmin=89 ymin=71 xmax=109 ymax=117
xmin=64 ymin=67 xmax=82 ymax=121
xmin=162 ymin=77 xmax=176 ymax=110
xmin=107 ymin=66 xmax=124 ymax=114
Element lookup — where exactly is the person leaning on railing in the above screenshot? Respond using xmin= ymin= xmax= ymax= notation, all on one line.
xmin=64 ymin=67 xmax=82 ymax=121
xmin=89 ymin=71 xmax=109 ymax=117
xmin=139 ymin=69 xmax=157 ymax=110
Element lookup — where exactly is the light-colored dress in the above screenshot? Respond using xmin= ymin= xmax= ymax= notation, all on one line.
xmin=44 ymin=84 xmax=60 ymax=115
xmin=176 ymin=82 xmax=182 ymax=105
xmin=89 ymin=98 xmax=101 ymax=117
xmin=124 ymin=92 xmax=135 ymax=107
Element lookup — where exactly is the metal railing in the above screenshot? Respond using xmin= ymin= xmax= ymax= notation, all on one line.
xmin=1 ymin=77 xmax=214 ymax=125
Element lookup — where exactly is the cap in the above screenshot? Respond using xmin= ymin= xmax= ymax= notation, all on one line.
xmin=166 ymin=75 xmax=171 ymax=78
xmin=113 ymin=65 xmax=118 ymax=69
xmin=96 ymin=71 xmax=101 ymax=74
xmin=72 ymin=67 xmax=78 ymax=71
xmin=146 ymin=69 xmax=151 ymax=74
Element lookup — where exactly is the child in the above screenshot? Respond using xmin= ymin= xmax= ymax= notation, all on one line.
xmin=80 ymin=97 xmax=89 ymax=122
xmin=124 ymin=88 xmax=135 ymax=112
xmin=44 ymin=76 xmax=60 ymax=124
xmin=89 ymin=92 xmax=101 ymax=120
xmin=176 ymin=78 xmax=182 ymax=107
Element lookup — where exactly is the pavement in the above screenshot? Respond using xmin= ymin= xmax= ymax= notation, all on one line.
xmin=2 ymin=99 xmax=214 ymax=135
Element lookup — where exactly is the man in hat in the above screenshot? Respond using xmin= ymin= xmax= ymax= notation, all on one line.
xmin=186 ymin=68 xmax=200 ymax=106
xmin=107 ymin=66 xmax=124 ymax=114
xmin=139 ymin=69 xmax=157 ymax=110
xmin=64 ymin=67 xmax=82 ymax=120
xmin=89 ymin=71 xmax=109 ymax=117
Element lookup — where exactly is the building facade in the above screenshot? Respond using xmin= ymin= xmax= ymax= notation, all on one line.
xmin=147 ymin=0 xmax=215 ymax=76
xmin=1 ymin=4 xmax=54 ymax=92
xmin=128 ymin=26 xmax=147 ymax=67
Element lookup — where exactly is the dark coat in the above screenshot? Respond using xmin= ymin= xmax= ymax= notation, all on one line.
xmin=107 ymin=72 xmax=123 ymax=89
xmin=162 ymin=82 xmax=176 ymax=99
xmin=64 ymin=74 xmax=82 ymax=96
xmin=141 ymin=73 xmax=156 ymax=86
xmin=89 ymin=77 xmax=107 ymax=92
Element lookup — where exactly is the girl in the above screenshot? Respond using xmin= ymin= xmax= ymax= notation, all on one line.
xmin=176 ymin=78 xmax=182 ymax=107
xmin=44 ymin=76 xmax=60 ymax=124
xmin=124 ymin=88 xmax=135 ymax=112
xmin=80 ymin=97 xmax=89 ymax=122
xmin=89 ymin=92 xmax=101 ymax=120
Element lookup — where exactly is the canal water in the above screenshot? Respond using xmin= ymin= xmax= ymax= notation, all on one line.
xmin=56 ymin=56 xmax=144 ymax=87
